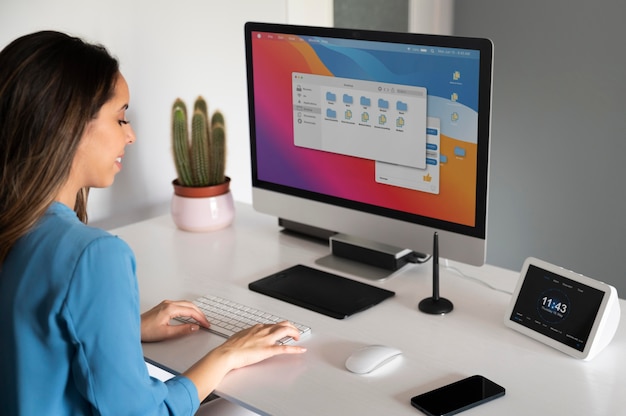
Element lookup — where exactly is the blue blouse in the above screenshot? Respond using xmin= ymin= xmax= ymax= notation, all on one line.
xmin=0 ymin=202 xmax=200 ymax=415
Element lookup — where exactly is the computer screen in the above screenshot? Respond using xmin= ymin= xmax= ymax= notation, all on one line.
xmin=244 ymin=22 xmax=493 ymax=266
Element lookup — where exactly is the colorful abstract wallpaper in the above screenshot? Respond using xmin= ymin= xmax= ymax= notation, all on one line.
xmin=251 ymin=31 xmax=482 ymax=228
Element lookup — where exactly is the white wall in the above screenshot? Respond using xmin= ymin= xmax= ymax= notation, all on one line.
xmin=409 ymin=0 xmax=453 ymax=35
xmin=0 ymin=0 xmax=332 ymax=228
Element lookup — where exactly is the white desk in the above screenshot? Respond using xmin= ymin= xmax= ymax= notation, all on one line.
xmin=112 ymin=202 xmax=626 ymax=415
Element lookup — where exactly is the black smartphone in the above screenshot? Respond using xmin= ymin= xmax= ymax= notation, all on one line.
xmin=410 ymin=375 xmax=505 ymax=416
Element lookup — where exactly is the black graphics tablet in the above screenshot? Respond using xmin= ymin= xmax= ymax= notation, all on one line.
xmin=249 ymin=264 xmax=395 ymax=319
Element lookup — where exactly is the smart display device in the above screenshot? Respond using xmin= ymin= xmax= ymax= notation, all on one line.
xmin=244 ymin=22 xmax=493 ymax=268
xmin=504 ymin=257 xmax=620 ymax=360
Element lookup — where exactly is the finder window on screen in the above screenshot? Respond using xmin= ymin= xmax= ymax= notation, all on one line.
xmin=251 ymin=30 xmax=482 ymax=228
xmin=292 ymin=73 xmax=428 ymax=169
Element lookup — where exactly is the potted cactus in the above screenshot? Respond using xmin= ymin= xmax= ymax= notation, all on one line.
xmin=170 ymin=96 xmax=235 ymax=231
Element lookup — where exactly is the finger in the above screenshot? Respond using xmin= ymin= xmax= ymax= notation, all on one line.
xmin=261 ymin=323 xmax=308 ymax=353
xmin=168 ymin=322 xmax=201 ymax=338
xmin=276 ymin=344 xmax=307 ymax=354
xmin=274 ymin=320 xmax=300 ymax=333
xmin=167 ymin=301 xmax=211 ymax=328
xmin=275 ymin=320 xmax=298 ymax=330
xmin=181 ymin=309 xmax=211 ymax=328
xmin=266 ymin=321 xmax=303 ymax=342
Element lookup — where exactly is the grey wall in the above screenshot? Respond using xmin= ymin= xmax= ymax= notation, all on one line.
xmin=335 ymin=0 xmax=626 ymax=296
xmin=335 ymin=0 xmax=408 ymax=31
xmin=454 ymin=1 xmax=626 ymax=294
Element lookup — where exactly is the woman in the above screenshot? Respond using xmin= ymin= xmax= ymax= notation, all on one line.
xmin=0 ymin=31 xmax=306 ymax=415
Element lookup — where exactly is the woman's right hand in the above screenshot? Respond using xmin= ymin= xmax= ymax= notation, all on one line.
xmin=183 ymin=321 xmax=307 ymax=401
xmin=213 ymin=321 xmax=307 ymax=370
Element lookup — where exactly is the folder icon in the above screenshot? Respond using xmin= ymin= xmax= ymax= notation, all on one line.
xmin=326 ymin=92 xmax=336 ymax=102
xmin=454 ymin=146 xmax=466 ymax=157
xmin=378 ymin=98 xmax=389 ymax=109
xmin=326 ymin=108 xmax=337 ymax=118
xmin=360 ymin=96 xmax=371 ymax=107
xmin=396 ymin=101 xmax=408 ymax=112
xmin=343 ymin=94 xmax=353 ymax=104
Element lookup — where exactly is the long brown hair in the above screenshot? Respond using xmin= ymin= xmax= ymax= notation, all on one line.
xmin=0 ymin=31 xmax=119 ymax=265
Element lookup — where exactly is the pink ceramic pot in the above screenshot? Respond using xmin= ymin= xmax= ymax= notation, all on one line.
xmin=170 ymin=177 xmax=235 ymax=232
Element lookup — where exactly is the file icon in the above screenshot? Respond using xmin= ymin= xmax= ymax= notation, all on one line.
xmin=326 ymin=91 xmax=336 ymax=102
xmin=360 ymin=96 xmax=371 ymax=107
xmin=343 ymin=94 xmax=354 ymax=104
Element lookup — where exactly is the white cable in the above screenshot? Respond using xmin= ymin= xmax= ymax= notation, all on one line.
xmin=442 ymin=259 xmax=513 ymax=295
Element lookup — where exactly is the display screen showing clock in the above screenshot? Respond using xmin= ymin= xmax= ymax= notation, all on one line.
xmin=508 ymin=264 xmax=605 ymax=352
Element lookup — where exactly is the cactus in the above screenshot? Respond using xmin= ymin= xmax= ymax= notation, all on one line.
xmin=172 ymin=100 xmax=193 ymax=186
xmin=171 ymin=96 xmax=227 ymax=187
xmin=209 ymin=116 xmax=226 ymax=185
xmin=194 ymin=96 xmax=211 ymax=142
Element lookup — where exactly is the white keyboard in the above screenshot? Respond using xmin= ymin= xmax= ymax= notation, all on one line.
xmin=177 ymin=295 xmax=311 ymax=345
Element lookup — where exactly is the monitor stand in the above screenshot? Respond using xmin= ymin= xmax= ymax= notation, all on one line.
xmin=279 ymin=218 xmax=428 ymax=281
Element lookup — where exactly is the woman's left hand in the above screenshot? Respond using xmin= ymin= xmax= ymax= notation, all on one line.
xmin=140 ymin=300 xmax=211 ymax=342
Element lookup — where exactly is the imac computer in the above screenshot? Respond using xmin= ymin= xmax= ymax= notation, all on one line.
xmin=244 ymin=22 xmax=493 ymax=271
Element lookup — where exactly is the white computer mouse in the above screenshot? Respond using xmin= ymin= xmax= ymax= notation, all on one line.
xmin=345 ymin=344 xmax=402 ymax=374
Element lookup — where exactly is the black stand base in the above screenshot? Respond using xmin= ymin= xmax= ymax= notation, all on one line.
xmin=418 ymin=297 xmax=454 ymax=315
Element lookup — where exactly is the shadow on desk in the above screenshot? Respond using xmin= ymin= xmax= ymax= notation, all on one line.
xmin=197 ymin=398 xmax=259 ymax=416
xmin=394 ymin=372 xmax=467 ymax=408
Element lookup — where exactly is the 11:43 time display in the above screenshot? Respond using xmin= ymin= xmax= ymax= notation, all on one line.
xmin=542 ymin=297 xmax=568 ymax=314
xmin=537 ymin=288 xmax=571 ymax=323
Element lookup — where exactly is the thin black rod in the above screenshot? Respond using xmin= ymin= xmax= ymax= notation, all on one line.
xmin=432 ymin=232 xmax=439 ymax=300
xmin=418 ymin=231 xmax=453 ymax=314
